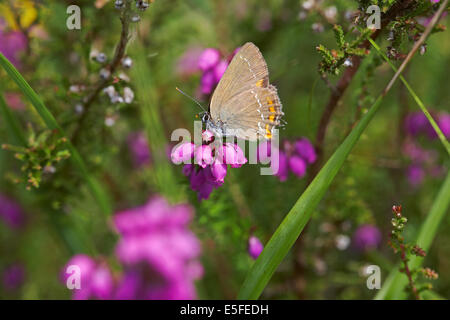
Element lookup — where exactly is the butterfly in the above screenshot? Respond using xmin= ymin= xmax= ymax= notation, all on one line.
xmin=202 ymin=42 xmax=284 ymax=141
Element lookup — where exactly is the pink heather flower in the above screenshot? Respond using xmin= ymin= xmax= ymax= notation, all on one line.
xmin=62 ymin=254 xmax=114 ymax=300
xmin=248 ymin=236 xmax=264 ymax=260
xmin=220 ymin=143 xmax=248 ymax=167
xmin=2 ymin=264 xmax=25 ymax=291
xmin=197 ymin=48 xmax=220 ymax=71
xmin=0 ymin=24 xmax=27 ymax=68
xmin=113 ymin=196 xmax=202 ymax=299
xmin=273 ymin=150 xmax=289 ymax=181
xmin=288 ymin=155 xmax=307 ymax=178
xmin=352 ymin=225 xmax=382 ymax=252
xmin=171 ymin=142 xmax=195 ymax=164
xmin=437 ymin=113 xmax=450 ymax=138
xmin=0 ymin=194 xmax=25 ymax=229
xmin=201 ymin=130 xmax=215 ymax=143
xmin=210 ymin=160 xmax=227 ymax=183
xmin=263 ymin=138 xmax=316 ymax=181
xmin=194 ymin=145 xmax=214 ymax=168
xmin=294 ymin=138 xmax=317 ymax=164
xmin=406 ymin=164 xmax=425 ymax=187
xmin=213 ymin=60 xmax=228 ymax=82
xmin=404 ymin=112 xmax=430 ymax=136
xmin=200 ymin=70 xmax=216 ymax=95
xmin=257 ymin=140 xmax=272 ymax=162
xmin=430 ymin=0 xmax=440 ymax=3
xmin=175 ymin=131 xmax=246 ymax=201
xmin=127 ymin=132 xmax=151 ymax=167
xmin=189 ymin=166 xmax=220 ymax=201
xmin=175 ymin=46 xmax=203 ymax=77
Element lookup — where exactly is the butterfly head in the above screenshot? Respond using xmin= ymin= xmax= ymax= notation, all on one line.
xmin=201 ymin=112 xmax=211 ymax=124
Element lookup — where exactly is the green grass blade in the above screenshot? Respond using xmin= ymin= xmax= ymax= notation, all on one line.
xmin=0 ymin=92 xmax=27 ymax=146
xmin=129 ymin=43 xmax=185 ymax=203
xmin=367 ymin=37 xmax=450 ymax=157
xmin=237 ymin=95 xmax=384 ymax=299
xmin=0 ymin=53 xmax=112 ymax=215
xmin=375 ymin=170 xmax=450 ymax=300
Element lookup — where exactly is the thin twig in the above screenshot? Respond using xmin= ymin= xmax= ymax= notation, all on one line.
xmin=382 ymin=0 xmax=448 ymax=96
xmin=399 ymin=244 xmax=421 ymax=300
xmin=308 ymin=0 xmax=416 ymax=183
xmin=294 ymin=0 xmax=438 ymax=299
xmin=71 ymin=1 xmax=133 ymax=145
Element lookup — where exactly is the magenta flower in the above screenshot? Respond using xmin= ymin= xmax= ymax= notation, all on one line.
xmin=210 ymin=160 xmax=227 ymax=183
xmin=2 ymin=264 xmax=25 ymax=291
xmin=258 ymin=138 xmax=316 ymax=181
xmin=294 ymin=138 xmax=317 ymax=164
xmin=404 ymin=112 xmax=430 ymax=136
xmin=352 ymin=225 xmax=382 ymax=252
xmin=62 ymin=254 xmax=114 ymax=300
xmin=437 ymin=113 xmax=450 ymax=138
xmin=175 ymin=46 xmax=203 ymax=77
xmin=173 ymin=130 xmax=247 ymax=201
xmin=273 ymin=151 xmax=289 ymax=181
xmin=0 ymin=194 xmax=25 ymax=229
xmin=177 ymin=46 xmax=235 ymax=95
xmin=197 ymin=48 xmax=220 ymax=71
xmin=171 ymin=142 xmax=195 ymax=165
xmin=248 ymin=236 xmax=264 ymax=260
xmin=213 ymin=60 xmax=228 ymax=82
xmin=288 ymin=155 xmax=307 ymax=178
xmin=200 ymin=70 xmax=216 ymax=95
xmin=194 ymin=145 xmax=214 ymax=168
xmin=127 ymin=131 xmax=151 ymax=167
xmin=0 ymin=23 xmax=27 ymax=68
xmin=113 ymin=196 xmax=202 ymax=299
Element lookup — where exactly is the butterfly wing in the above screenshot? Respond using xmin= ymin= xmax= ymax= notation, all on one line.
xmin=210 ymin=42 xmax=283 ymax=141
xmin=219 ymin=85 xmax=283 ymax=140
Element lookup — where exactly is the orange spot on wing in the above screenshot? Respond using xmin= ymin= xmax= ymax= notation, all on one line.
xmin=256 ymin=79 xmax=264 ymax=87
xmin=269 ymin=106 xmax=275 ymax=113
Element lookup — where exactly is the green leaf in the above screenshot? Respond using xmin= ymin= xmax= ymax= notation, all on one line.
xmin=375 ymin=171 xmax=450 ymax=300
xmin=129 ymin=43 xmax=185 ymax=203
xmin=0 ymin=92 xmax=27 ymax=146
xmin=0 ymin=52 xmax=112 ymax=215
xmin=237 ymin=94 xmax=385 ymax=299
xmin=366 ymin=37 xmax=450 ymax=157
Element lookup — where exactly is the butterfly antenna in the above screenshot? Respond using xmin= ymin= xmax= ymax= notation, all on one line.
xmin=175 ymin=87 xmax=207 ymax=112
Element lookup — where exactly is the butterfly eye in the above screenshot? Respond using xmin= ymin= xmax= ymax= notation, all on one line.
xmin=201 ymin=113 xmax=210 ymax=123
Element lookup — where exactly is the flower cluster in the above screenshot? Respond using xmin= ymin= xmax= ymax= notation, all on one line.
xmin=176 ymin=47 xmax=238 ymax=95
xmin=403 ymin=111 xmax=449 ymax=186
xmin=0 ymin=19 xmax=27 ymax=68
xmin=388 ymin=205 xmax=438 ymax=299
xmin=171 ymin=131 xmax=247 ymax=201
xmin=404 ymin=111 xmax=450 ymax=139
xmin=62 ymin=196 xmax=202 ymax=300
xmin=352 ymin=224 xmax=382 ymax=252
xmin=62 ymin=254 xmax=113 ymax=300
xmin=258 ymin=138 xmax=316 ymax=181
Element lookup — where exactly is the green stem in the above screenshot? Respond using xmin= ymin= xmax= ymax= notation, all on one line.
xmin=0 ymin=53 xmax=112 ymax=216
